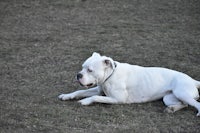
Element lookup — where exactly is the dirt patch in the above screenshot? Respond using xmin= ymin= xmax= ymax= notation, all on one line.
xmin=1 ymin=0 xmax=200 ymax=132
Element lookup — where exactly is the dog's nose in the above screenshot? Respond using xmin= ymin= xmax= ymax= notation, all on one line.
xmin=77 ymin=73 xmax=83 ymax=80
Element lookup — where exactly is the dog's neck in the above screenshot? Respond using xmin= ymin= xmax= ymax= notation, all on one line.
xmin=103 ymin=62 xmax=117 ymax=84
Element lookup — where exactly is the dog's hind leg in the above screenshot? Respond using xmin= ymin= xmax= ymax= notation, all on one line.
xmin=163 ymin=93 xmax=188 ymax=113
xmin=172 ymin=84 xmax=200 ymax=116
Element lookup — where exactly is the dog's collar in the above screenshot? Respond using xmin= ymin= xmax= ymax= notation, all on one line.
xmin=103 ymin=62 xmax=117 ymax=84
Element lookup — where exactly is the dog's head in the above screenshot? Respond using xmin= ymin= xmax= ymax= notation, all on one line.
xmin=76 ymin=52 xmax=116 ymax=88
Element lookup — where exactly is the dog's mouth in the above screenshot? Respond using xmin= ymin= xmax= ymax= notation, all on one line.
xmin=86 ymin=83 xmax=94 ymax=87
xmin=78 ymin=81 xmax=95 ymax=88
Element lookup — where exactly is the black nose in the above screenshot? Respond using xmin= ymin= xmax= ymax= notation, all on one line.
xmin=77 ymin=73 xmax=83 ymax=80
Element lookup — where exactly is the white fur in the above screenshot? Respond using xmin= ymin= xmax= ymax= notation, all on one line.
xmin=59 ymin=52 xmax=200 ymax=116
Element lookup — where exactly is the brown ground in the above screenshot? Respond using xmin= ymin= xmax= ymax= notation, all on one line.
xmin=1 ymin=0 xmax=200 ymax=132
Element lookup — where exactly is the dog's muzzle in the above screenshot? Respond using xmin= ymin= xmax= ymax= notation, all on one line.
xmin=76 ymin=73 xmax=94 ymax=88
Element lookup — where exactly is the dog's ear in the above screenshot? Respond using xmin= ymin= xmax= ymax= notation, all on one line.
xmin=103 ymin=58 xmax=115 ymax=69
xmin=104 ymin=59 xmax=111 ymax=66
xmin=92 ymin=52 xmax=101 ymax=57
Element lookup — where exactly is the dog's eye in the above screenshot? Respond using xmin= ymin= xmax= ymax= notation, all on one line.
xmin=87 ymin=69 xmax=93 ymax=73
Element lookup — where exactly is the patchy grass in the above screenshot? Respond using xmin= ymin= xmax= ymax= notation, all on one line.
xmin=1 ymin=0 xmax=200 ymax=132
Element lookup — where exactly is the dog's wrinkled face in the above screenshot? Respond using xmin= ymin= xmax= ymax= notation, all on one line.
xmin=77 ymin=52 xmax=114 ymax=88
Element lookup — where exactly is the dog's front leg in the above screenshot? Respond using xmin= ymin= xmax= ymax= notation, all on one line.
xmin=78 ymin=96 xmax=118 ymax=105
xmin=58 ymin=86 xmax=102 ymax=101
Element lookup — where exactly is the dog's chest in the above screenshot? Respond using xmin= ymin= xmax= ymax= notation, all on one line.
xmin=100 ymin=82 xmax=122 ymax=98
xmin=101 ymin=83 xmax=114 ymax=96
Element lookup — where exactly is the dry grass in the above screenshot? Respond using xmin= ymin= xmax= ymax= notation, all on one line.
xmin=1 ymin=0 xmax=200 ymax=132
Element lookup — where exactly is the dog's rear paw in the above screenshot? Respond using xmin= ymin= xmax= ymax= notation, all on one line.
xmin=197 ymin=112 xmax=200 ymax=117
xmin=58 ymin=94 xmax=74 ymax=101
xmin=164 ymin=107 xmax=175 ymax=113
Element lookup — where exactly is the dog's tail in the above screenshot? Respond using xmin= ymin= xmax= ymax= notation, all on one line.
xmin=195 ymin=80 xmax=200 ymax=89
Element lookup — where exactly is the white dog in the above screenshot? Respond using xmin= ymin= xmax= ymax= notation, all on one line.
xmin=59 ymin=52 xmax=200 ymax=116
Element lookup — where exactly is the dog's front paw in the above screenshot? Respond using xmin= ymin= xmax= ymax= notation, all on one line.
xmin=58 ymin=94 xmax=74 ymax=101
xmin=78 ymin=98 xmax=93 ymax=105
